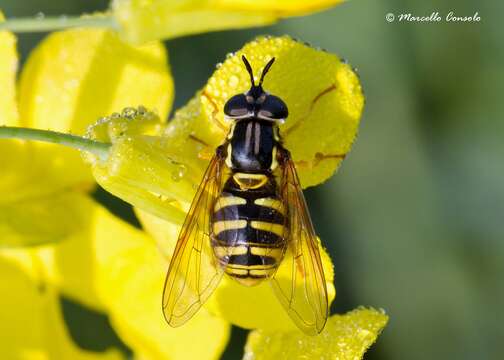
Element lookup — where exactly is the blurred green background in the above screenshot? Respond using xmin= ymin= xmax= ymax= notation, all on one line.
xmin=2 ymin=0 xmax=503 ymax=359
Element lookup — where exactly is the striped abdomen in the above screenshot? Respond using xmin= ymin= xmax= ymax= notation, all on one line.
xmin=211 ymin=172 xmax=286 ymax=286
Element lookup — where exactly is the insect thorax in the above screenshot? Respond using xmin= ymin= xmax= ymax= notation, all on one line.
xmin=226 ymin=119 xmax=279 ymax=172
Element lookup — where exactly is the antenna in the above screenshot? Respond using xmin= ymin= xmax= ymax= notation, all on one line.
xmin=241 ymin=55 xmax=255 ymax=86
xmin=259 ymin=57 xmax=275 ymax=86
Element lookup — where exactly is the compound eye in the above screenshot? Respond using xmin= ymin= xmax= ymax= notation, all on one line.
xmin=224 ymin=94 xmax=250 ymax=118
xmin=257 ymin=94 xmax=288 ymax=120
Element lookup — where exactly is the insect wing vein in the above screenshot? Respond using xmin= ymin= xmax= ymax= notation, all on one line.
xmin=162 ymin=153 xmax=229 ymax=327
xmin=270 ymin=154 xmax=329 ymax=335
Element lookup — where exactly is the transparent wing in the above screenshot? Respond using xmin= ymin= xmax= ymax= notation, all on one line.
xmin=270 ymin=152 xmax=329 ymax=335
xmin=162 ymin=152 xmax=228 ymax=327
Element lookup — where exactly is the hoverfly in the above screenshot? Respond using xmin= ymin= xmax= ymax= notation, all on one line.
xmin=162 ymin=56 xmax=328 ymax=335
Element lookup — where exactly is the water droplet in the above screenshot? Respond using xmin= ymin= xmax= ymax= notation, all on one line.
xmin=226 ymin=52 xmax=235 ymax=59
xmin=215 ymin=62 xmax=223 ymax=69
xmin=121 ymin=107 xmax=137 ymax=119
xmin=58 ymin=15 xmax=68 ymax=25
xmin=227 ymin=75 xmax=239 ymax=88
xmin=35 ymin=12 xmax=45 ymax=20
xmin=137 ymin=105 xmax=147 ymax=115
xmin=108 ymin=120 xmax=128 ymax=139
xmin=171 ymin=165 xmax=187 ymax=182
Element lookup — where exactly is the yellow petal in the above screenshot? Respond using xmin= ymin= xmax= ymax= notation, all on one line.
xmin=0 ymin=191 xmax=93 ymax=247
xmin=137 ymin=208 xmax=335 ymax=332
xmin=2 ymin=195 xmax=140 ymax=312
xmin=112 ymin=1 xmax=276 ymax=44
xmin=135 ymin=208 xmax=180 ymax=260
xmin=0 ymin=250 xmax=124 ymax=360
xmin=111 ymin=1 xmax=344 ymax=44
xmin=0 ymin=138 xmax=96 ymax=246
xmin=2 ymin=198 xmax=230 ymax=358
xmin=88 ymin=205 xmax=230 ymax=360
xmin=0 ymin=11 xmax=18 ymax=126
xmin=1 ymin=28 xmax=173 ymax=245
xmin=36 ymin=195 xmax=155 ymax=311
xmin=215 ymin=0 xmax=344 ymax=16
xmin=101 ymin=243 xmax=230 ymax=360
xmin=32 ymin=197 xmax=230 ymax=360
xmin=84 ymin=107 xmax=201 ymax=225
xmin=170 ymin=35 xmax=364 ymax=188
xmin=244 ymin=308 xmax=388 ymax=360
xmin=18 ymin=28 xmax=173 ymax=133
xmin=14 ymin=28 xmax=171 ymax=212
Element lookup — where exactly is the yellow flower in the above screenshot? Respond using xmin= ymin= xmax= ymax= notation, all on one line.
xmin=0 ymin=249 xmax=123 ymax=360
xmin=1 ymin=13 xmax=387 ymax=360
xmin=84 ymin=35 xmax=364 ymax=333
xmin=244 ymin=308 xmax=389 ymax=360
xmin=1 ymin=1 xmax=343 ymax=45
xmin=111 ymin=0 xmax=345 ymax=44
xmin=0 ymin=16 xmax=228 ymax=359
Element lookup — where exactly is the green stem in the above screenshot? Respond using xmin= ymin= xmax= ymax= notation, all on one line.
xmin=0 ymin=15 xmax=118 ymax=33
xmin=0 ymin=126 xmax=111 ymax=160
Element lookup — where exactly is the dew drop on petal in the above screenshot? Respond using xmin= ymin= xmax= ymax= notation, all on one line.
xmin=171 ymin=164 xmax=187 ymax=182
xmin=137 ymin=105 xmax=147 ymax=115
xmin=108 ymin=120 xmax=128 ymax=138
xmin=228 ymin=75 xmax=239 ymax=88
xmin=121 ymin=107 xmax=137 ymax=119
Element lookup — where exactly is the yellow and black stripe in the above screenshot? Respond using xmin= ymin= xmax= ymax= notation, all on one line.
xmin=211 ymin=172 xmax=287 ymax=286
